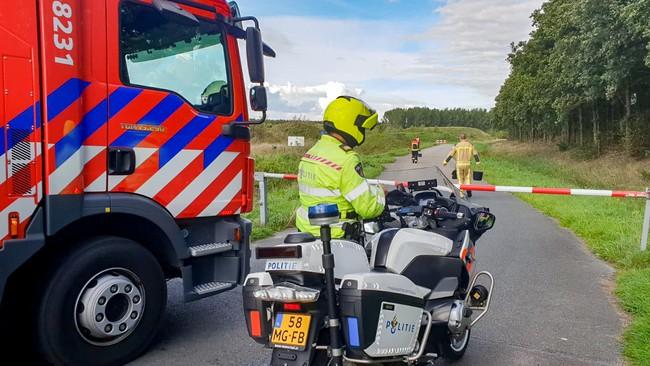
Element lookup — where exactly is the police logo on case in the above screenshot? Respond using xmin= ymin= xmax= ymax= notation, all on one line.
xmin=355 ymin=163 xmax=365 ymax=177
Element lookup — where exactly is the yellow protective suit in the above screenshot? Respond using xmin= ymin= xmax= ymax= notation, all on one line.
xmin=443 ymin=140 xmax=480 ymax=195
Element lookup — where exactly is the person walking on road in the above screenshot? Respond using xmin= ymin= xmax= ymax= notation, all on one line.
xmin=296 ymin=96 xmax=386 ymax=239
xmin=443 ymin=133 xmax=480 ymax=198
xmin=410 ymin=137 xmax=421 ymax=163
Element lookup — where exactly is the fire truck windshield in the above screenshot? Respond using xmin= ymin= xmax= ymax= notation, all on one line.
xmin=120 ymin=1 xmax=232 ymax=115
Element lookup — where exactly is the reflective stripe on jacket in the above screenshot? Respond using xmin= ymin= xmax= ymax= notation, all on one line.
xmin=296 ymin=135 xmax=385 ymax=238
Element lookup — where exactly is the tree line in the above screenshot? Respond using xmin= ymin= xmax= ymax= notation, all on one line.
xmin=381 ymin=107 xmax=491 ymax=130
xmin=492 ymin=0 xmax=650 ymax=156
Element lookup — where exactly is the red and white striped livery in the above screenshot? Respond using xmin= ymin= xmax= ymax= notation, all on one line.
xmin=0 ymin=1 xmax=271 ymax=364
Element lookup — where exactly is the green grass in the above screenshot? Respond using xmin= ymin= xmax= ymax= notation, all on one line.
xmin=479 ymin=143 xmax=650 ymax=366
xmin=245 ymin=124 xmax=489 ymax=241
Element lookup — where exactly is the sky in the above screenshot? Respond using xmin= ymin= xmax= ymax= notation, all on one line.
xmin=237 ymin=0 xmax=543 ymax=120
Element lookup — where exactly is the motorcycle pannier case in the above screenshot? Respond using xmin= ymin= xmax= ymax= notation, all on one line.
xmin=339 ymin=272 xmax=427 ymax=360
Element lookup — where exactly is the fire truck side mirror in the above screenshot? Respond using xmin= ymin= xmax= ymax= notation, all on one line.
xmin=250 ymin=86 xmax=267 ymax=112
xmin=246 ymin=27 xmax=265 ymax=83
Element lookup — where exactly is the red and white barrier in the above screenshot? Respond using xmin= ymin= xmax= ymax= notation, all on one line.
xmin=459 ymin=184 xmax=648 ymax=199
xmin=254 ymin=171 xmax=650 ymax=251
xmin=258 ymin=173 xmax=405 ymax=189
xmin=261 ymin=173 xmax=297 ymax=180
xmin=257 ymin=172 xmax=648 ymax=199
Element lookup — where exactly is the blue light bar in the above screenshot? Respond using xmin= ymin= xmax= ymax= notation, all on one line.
xmin=308 ymin=203 xmax=340 ymax=226
xmin=346 ymin=317 xmax=360 ymax=348
xmin=308 ymin=204 xmax=339 ymax=219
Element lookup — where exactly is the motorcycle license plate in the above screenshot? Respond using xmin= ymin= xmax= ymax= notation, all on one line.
xmin=271 ymin=313 xmax=311 ymax=349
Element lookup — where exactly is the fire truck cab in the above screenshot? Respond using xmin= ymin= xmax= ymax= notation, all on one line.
xmin=0 ymin=0 xmax=270 ymax=364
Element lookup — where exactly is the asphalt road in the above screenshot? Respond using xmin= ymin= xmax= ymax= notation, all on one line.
xmin=131 ymin=145 xmax=623 ymax=366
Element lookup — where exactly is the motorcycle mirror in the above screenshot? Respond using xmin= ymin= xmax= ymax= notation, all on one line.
xmin=474 ymin=211 xmax=495 ymax=232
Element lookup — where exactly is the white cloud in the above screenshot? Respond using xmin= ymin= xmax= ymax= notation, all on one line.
xmin=248 ymin=0 xmax=542 ymax=120
xmin=268 ymin=81 xmax=362 ymax=111
xmin=264 ymin=81 xmax=363 ymax=120
xmin=414 ymin=0 xmax=541 ymax=95
xmin=261 ymin=16 xmax=420 ymax=85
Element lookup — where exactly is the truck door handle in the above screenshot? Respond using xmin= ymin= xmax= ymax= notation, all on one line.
xmin=108 ymin=147 xmax=136 ymax=175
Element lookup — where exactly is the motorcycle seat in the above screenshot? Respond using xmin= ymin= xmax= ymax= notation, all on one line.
xmin=284 ymin=232 xmax=316 ymax=244
xmin=371 ymin=228 xmax=453 ymax=271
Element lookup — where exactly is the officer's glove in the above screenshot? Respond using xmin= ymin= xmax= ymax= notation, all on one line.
xmin=442 ymin=161 xmax=448 ymax=166
xmin=476 ymin=162 xmax=481 ymax=165
xmin=342 ymin=222 xmax=362 ymax=242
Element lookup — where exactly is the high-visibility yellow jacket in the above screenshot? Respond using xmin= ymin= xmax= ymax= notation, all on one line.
xmin=444 ymin=140 xmax=480 ymax=167
xmin=410 ymin=141 xmax=420 ymax=152
xmin=296 ymin=135 xmax=386 ymax=238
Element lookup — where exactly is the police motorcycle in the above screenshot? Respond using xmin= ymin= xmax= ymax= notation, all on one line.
xmin=242 ymin=168 xmax=496 ymax=365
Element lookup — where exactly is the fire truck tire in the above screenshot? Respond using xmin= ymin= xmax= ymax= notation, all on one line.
xmin=35 ymin=236 xmax=167 ymax=366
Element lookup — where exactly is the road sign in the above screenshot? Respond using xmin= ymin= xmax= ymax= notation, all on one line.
xmin=288 ymin=136 xmax=305 ymax=147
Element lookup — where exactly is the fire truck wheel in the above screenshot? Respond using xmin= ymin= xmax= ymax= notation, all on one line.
xmin=35 ymin=236 xmax=167 ymax=366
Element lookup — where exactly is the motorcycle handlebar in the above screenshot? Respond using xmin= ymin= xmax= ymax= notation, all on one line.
xmin=434 ymin=208 xmax=464 ymax=220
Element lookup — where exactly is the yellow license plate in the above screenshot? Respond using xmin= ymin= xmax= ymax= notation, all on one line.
xmin=271 ymin=313 xmax=311 ymax=349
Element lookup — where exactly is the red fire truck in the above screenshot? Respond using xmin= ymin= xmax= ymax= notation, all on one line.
xmin=0 ymin=0 xmax=271 ymax=364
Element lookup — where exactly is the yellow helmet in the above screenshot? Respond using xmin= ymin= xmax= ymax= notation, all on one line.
xmin=323 ymin=96 xmax=378 ymax=147
xmin=201 ymin=80 xmax=228 ymax=105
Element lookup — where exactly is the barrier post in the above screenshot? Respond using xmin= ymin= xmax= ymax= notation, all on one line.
xmin=254 ymin=172 xmax=268 ymax=226
xmin=641 ymin=188 xmax=650 ymax=251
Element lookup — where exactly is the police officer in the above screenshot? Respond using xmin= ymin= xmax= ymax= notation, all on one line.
xmin=443 ymin=133 xmax=480 ymax=198
xmin=296 ymin=96 xmax=385 ymax=238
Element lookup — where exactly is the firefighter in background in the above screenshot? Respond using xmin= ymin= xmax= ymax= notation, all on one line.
xmin=443 ymin=133 xmax=480 ymax=198
xmin=410 ymin=137 xmax=421 ymax=163
xmin=296 ymin=96 xmax=385 ymax=238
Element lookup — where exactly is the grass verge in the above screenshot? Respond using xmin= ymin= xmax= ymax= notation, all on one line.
xmin=245 ymin=123 xmax=489 ymax=241
xmin=478 ymin=141 xmax=650 ymax=365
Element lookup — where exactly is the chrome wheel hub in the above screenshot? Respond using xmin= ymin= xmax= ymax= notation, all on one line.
xmin=448 ymin=300 xmax=471 ymax=352
xmin=75 ymin=268 xmax=145 ymax=346
xmin=450 ymin=328 xmax=470 ymax=352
